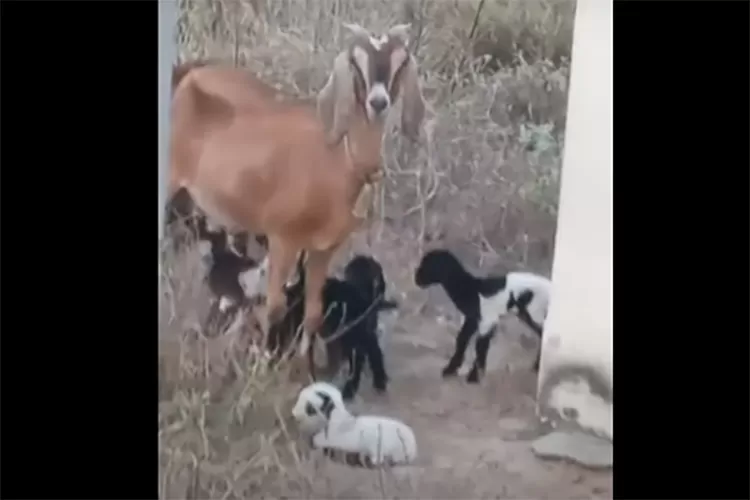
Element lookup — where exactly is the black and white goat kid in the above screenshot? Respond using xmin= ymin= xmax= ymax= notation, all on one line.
xmin=270 ymin=253 xmax=397 ymax=400
xmin=414 ymin=249 xmax=551 ymax=383
xmin=164 ymin=187 xmax=272 ymax=335
xmin=200 ymin=224 xmax=266 ymax=334
xmin=291 ymin=381 xmax=418 ymax=467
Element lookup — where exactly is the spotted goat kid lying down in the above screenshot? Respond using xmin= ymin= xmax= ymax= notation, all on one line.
xmin=291 ymin=382 xmax=418 ymax=467
xmin=414 ymin=249 xmax=552 ymax=383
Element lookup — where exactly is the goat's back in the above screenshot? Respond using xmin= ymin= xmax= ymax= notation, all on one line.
xmin=181 ymin=65 xmax=292 ymax=111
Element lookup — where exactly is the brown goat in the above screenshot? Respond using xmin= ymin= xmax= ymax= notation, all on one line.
xmin=169 ymin=22 xmax=426 ymax=377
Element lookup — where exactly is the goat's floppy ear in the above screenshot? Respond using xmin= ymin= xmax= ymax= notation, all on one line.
xmin=387 ymin=23 xmax=412 ymax=45
xmin=398 ymin=54 xmax=425 ymax=142
xmin=317 ymin=51 xmax=356 ymax=146
xmin=315 ymin=391 xmax=336 ymax=419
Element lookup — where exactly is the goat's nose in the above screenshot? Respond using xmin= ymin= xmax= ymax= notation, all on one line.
xmin=369 ymin=95 xmax=388 ymax=114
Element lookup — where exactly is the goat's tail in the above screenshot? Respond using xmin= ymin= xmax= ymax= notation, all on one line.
xmin=377 ymin=299 xmax=399 ymax=312
xmin=172 ymin=60 xmax=213 ymax=92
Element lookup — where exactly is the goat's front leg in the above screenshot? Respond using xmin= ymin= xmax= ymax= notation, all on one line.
xmin=442 ymin=316 xmax=478 ymax=377
xmin=301 ymin=248 xmax=335 ymax=380
xmin=265 ymin=238 xmax=299 ymax=358
xmin=467 ymin=325 xmax=497 ymax=384
xmin=532 ymin=349 xmax=541 ymax=373
xmin=341 ymin=348 xmax=366 ymax=401
xmin=324 ymin=341 xmax=344 ymax=379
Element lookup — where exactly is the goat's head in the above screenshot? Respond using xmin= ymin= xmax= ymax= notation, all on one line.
xmin=291 ymin=381 xmax=345 ymax=435
xmin=317 ymin=22 xmax=426 ymax=145
xmin=414 ymin=249 xmax=462 ymax=288
xmin=344 ymin=254 xmax=386 ymax=300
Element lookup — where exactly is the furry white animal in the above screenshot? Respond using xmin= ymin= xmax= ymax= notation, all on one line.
xmin=291 ymin=382 xmax=418 ymax=467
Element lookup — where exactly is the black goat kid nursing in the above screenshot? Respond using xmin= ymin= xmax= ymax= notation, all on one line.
xmin=269 ymin=253 xmax=397 ymax=400
xmin=414 ymin=249 xmax=551 ymax=383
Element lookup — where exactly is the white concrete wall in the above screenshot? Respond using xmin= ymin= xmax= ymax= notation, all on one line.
xmin=159 ymin=0 xmax=178 ymax=268
xmin=536 ymin=0 xmax=613 ymax=441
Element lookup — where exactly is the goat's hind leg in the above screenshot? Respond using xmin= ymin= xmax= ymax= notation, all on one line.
xmin=467 ymin=324 xmax=497 ymax=383
xmin=518 ymin=308 xmax=543 ymax=374
xmin=443 ymin=316 xmax=478 ymax=377
xmin=363 ymin=330 xmax=388 ymax=393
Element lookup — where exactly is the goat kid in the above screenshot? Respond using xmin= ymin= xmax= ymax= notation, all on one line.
xmin=414 ymin=249 xmax=551 ymax=383
xmin=291 ymin=382 xmax=418 ymax=467
xmin=343 ymin=254 xmax=399 ymax=347
xmin=268 ymin=252 xmax=396 ymax=400
xmin=163 ymin=188 xmax=270 ymax=335
xmin=195 ymin=219 xmax=270 ymax=336
xmin=169 ymin=22 xmax=425 ymax=380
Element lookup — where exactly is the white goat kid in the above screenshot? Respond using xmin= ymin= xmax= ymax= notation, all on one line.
xmin=291 ymin=382 xmax=418 ymax=467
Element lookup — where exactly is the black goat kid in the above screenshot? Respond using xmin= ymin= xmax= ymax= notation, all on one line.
xmin=269 ymin=253 xmax=397 ymax=400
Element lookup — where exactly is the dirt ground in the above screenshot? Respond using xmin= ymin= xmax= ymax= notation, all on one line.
xmin=296 ymin=234 xmax=613 ymax=500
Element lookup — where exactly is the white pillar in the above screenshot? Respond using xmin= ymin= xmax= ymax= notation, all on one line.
xmin=536 ymin=0 xmax=613 ymax=440
xmin=158 ymin=0 xmax=178 ymax=273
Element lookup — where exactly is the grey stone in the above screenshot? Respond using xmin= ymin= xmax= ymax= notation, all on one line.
xmin=531 ymin=430 xmax=613 ymax=469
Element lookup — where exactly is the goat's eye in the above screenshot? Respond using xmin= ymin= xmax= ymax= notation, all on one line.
xmin=305 ymin=403 xmax=317 ymax=416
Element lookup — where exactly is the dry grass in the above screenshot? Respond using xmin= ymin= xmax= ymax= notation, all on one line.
xmin=160 ymin=0 xmax=573 ymax=497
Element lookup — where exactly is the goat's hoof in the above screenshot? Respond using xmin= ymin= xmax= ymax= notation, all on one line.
xmin=441 ymin=365 xmax=459 ymax=378
xmin=373 ymin=382 xmax=387 ymax=394
xmin=341 ymin=385 xmax=356 ymax=401
xmin=466 ymin=370 xmax=480 ymax=384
